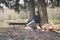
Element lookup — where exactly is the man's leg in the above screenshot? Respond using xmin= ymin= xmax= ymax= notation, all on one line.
xmin=26 ymin=20 xmax=35 ymax=27
xmin=39 ymin=23 xmax=42 ymax=29
xmin=36 ymin=23 xmax=41 ymax=29
xmin=32 ymin=23 xmax=37 ymax=30
xmin=25 ymin=20 xmax=35 ymax=30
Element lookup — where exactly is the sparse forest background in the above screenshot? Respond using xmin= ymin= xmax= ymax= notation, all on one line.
xmin=0 ymin=0 xmax=60 ymax=27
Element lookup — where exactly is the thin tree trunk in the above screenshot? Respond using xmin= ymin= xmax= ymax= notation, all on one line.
xmin=38 ymin=0 xmax=48 ymax=25
xmin=56 ymin=0 xmax=60 ymax=6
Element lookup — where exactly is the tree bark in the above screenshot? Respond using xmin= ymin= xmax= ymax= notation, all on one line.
xmin=38 ymin=0 xmax=48 ymax=25
xmin=56 ymin=0 xmax=60 ymax=6
xmin=28 ymin=0 xmax=35 ymax=19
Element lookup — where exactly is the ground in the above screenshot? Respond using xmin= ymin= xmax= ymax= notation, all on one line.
xmin=0 ymin=6 xmax=60 ymax=40
xmin=0 ymin=27 xmax=60 ymax=40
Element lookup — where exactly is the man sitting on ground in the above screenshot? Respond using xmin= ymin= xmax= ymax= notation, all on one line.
xmin=25 ymin=12 xmax=42 ymax=30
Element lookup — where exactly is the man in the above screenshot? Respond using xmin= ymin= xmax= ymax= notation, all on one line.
xmin=25 ymin=11 xmax=41 ymax=30
xmin=33 ymin=12 xmax=42 ymax=29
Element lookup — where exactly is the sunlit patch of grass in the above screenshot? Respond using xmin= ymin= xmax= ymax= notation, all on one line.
xmin=0 ymin=26 xmax=9 ymax=29
xmin=49 ymin=19 xmax=60 ymax=23
xmin=19 ymin=26 xmax=25 ymax=30
xmin=49 ymin=19 xmax=60 ymax=26
xmin=55 ymin=24 xmax=60 ymax=26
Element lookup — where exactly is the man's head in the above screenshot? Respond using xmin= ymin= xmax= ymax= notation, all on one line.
xmin=35 ymin=11 xmax=39 ymax=15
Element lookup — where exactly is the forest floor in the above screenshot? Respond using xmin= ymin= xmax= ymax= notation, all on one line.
xmin=0 ymin=7 xmax=60 ymax=40
xmin=0 ymin=26 xmax=60 ymax=40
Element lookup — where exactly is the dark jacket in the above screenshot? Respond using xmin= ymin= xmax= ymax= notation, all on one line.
xmin=26 ymin=15 xmax=41 ymax=25
xmin=33 ymin=15 xmax=41 ymax=23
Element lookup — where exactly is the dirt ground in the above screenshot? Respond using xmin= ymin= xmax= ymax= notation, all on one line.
xmin=0 ymin=6 xmax=60 ymax=40
xmin=0 ymin=27 xmax=60 ymax=40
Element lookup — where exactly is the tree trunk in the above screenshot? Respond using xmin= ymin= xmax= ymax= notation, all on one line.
xmin=24 ymin=0 xmax=26 ymax=9
xmin=38 ymin=0 xmax=48 ymax=25
xmin=28 ymin=0 xmax=35 ymax=19
xmin=56 ymin=0 xmax=60 ymax=6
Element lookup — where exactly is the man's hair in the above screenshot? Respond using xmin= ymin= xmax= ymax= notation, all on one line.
xmin=37 ymin=11 xmax=40 ymax=16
